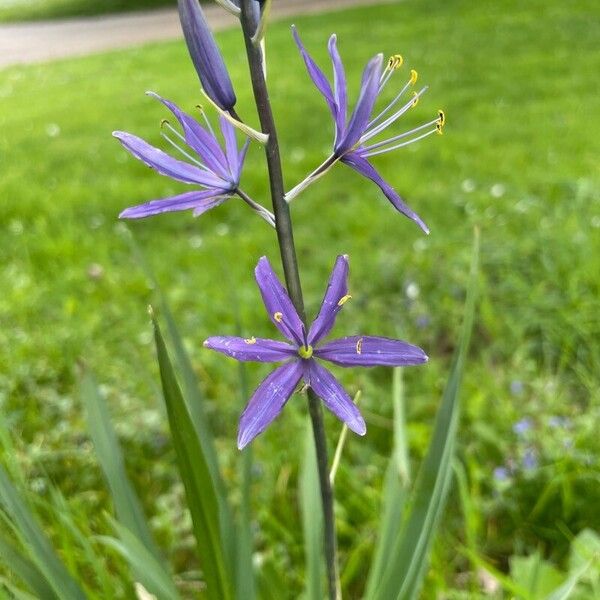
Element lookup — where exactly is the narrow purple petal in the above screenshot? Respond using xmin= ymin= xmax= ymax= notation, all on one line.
xmin=113 ymin=131 xmax=225 ymax=188
xmin=315 ymin=335 xmax=428 ymax=367
xmin=203 ymin=336 xmax=296 ymax=362
xmin=291 ymin=26 xmax=339 ymax=129
xmin=308 ymin=255 xmax=349 ymax=345
xmin=238 ymin=360 xmax=303 ymax=449
xmin=341 ymin=152 xmax=429 ymax=234
xmin=255 ymin=257 xmax=305 ymax=344
xmin=237 ymin=139 xmax=250 ymax=181
xmin=336 ymin=54 xmax=383 ymax=154
xmin=219 ymin=116 xmax=240 ymax=181
xmin=328 ymin=34 xmax=347 ymax=139
xmin=119 ymin=189 xmax=227 ymax=219
xmin=178 ymin=0 xmax=236 ymax=110
xmin=305 ymin=361 xmax=366 ymax=435
xmin=147 ymin=92 xmax=230 ymax=179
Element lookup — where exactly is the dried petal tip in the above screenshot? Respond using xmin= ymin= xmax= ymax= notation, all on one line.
xmin=178 ymin=0 xmax=236 ymax=111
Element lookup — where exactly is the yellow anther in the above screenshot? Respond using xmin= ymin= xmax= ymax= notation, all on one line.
xmin=356 ymin=338 xmax=363 ymax=354
xmin=387 ymin=54 xmax=403 ymax=70
xmin=273 ymin=312 xmax=283 ymax=323
xmin=411 ymin=91 xmax=419 ymax=107
xmin=437 ymin=109 xmax=446 ymax=126
xmin=436 ymin=122 xmax=444 ymax=135
xmin=244 ymin=337 xmax=257 ymax=345
xmin=409 ymin=69 xmax=418 ymax=85
xmin=298 ymin=345 xmax=314 ymax=359
xmin=160 ymin=119 xmax=170 ymax=128
xmin=337 ymin=294 xmax=352 ymax=306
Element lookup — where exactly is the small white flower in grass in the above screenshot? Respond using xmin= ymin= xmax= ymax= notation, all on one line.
xmin=490 ymin=183 xmax=505 ymax=198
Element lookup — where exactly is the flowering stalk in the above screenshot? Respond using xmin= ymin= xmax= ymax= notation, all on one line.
xmin=239 ymin=2 xmax=341 ymax=598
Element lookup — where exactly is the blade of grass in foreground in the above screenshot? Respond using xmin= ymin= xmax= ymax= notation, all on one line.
xmin=99 ymin=519 xmax=180 ymax=600
xmin=152 ymin=312 xmax=234 ymax=600
xmin=0 ymin=466 xmax=87 ymax=600
xmin=0 ymin=534 xmax=56 ymax=599
xmin=80 ymin=369 xmax=161 ymax=563
xmin=364 ymin=368 xmax=411 ymax=597
xmin=373 ymin=229 xmax=479 ymax=600
xmin=300 ymin=419 xmax=324 ymax=600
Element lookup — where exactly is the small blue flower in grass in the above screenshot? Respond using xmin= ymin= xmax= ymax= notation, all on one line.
xmin=286 ymin=27 xmax=445 ymax=234
xmin=114 ymin=93 xmax=274 ymax=225
xmin=204 ymin=255 xmax=428 ymax=449
xmin=513 ymin=417 xmax=532 ymax=437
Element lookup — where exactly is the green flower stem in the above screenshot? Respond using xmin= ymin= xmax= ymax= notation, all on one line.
xmin=239 ymin=4 xmax=340 ymax=599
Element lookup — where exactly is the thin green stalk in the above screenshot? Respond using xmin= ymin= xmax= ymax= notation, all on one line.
xmin=238 ymin=5 xmax=340 ymax=598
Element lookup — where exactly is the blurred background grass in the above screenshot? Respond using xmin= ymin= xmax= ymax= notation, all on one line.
xmin=1 ymin=0 xmax=599 ymax=596
xmin=0 ymin=0 xmax=173 ymax=22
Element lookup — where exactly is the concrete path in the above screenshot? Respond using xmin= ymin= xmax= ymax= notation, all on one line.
xmin=0 ymin=0 xmax=392 ymax=69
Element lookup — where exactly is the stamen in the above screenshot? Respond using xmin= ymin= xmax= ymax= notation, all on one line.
xmin=356 ymin=338 xmax=363 ymax=354
xmin=159 ymin=131 xmax=208 ymax=170
xmin=273 ymin=312 xmax=283 ymax=322
xmin=437 ymin=109 xmax=446 ymax=126
xmin=361 ymin=128 xmax=438 ymax=158
xmin=378 ymin=54 xmax=404 ymax=93
xmin=411 ymin=91 xmax=419 ymax=106
xmin=360 ymin=87 xmax=428 ymax=144
xmin=196 ymin=104 xmax=215 ymax=136
xmin=388 ymin=54 xmax=404 ymax=70
xmin=361 ymin=118 xmax=440 ymax=153
xmin=337 ymin=294 xmax=352 ymax=306
xmin=244 ymin=337 xmax=257 ymax=345
xmin=409 ymin=69 xmax=418 ymax=85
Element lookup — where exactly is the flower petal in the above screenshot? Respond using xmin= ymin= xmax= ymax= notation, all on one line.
xmin=315 ymin=335 xmax=428 ymax=367
xmin=178 ymin=0 xmax=236 ymax=110
xmin=308 ymin=255 xmax=349 ymax=345
xmin=305 ymin=361 xmax=365 ymax=435
xmin=328 ymin=34 xmax=347 ymax=139
xmin=147 ymin=92 xmax=230 ymax=179
xmin=255 ymin=256 xmax=304 ymax=344
xmin=203 ymin=336 xmax=296 ymax=362
xmin=341 ymin=152 xmax=429 ymax=234
xmin=119 ymin=189 xmax=228 ymax=219
xmin=219 ymin=116 xmax=242 ymax=181
xmin=238 ymin=360 xmax=303 ymax=449
xmin=291 ymin=26 xmax=338 ymax=127
xmin=336 ymin=54 xmax=383 ymax=154
xmin=113 ymin=131 xmax=225 ymax=188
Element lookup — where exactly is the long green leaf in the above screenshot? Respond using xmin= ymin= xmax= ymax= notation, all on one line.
xmin=364 ymin=369 xmax=411 ymax=597
xmin=373 ymin=230 xmax=480 ymax=600
xmin=0 ymin=466 xmax=86 ymax=600
xmin=0 ymin=534 xmax=56 ymax=599
xmin=152 ymin=313 xmax=234 ymax=600
xmin=99 ymin=519 xmax=180 ymax=600
xmin=300 ymin=420 xmax=324 ymax=600
xmin=80 ymin=370 xmax=161 ymax=563
xmin=126 ymin=231 xmax=235 ymax=568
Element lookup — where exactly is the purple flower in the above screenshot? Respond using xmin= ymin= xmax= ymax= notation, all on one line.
xmin=204 ymin=255 xmax=428 ymax=449
xmin=114 ymin=93 xmax=273 ymax=224
xmin=512 ymin=417 xmax=533 ymax=437
xmin=522 ymin=448 xmax=538 ymax=470
xmin=493 ymin=466 xmax=510 ymax=482
xmin=287 ymin=27 xmax=445 ymax=234
xmin=178 ymin=0 xmax=236 ymax=111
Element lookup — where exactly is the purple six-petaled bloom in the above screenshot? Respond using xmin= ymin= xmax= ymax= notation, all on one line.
xmin=114 ymin=92 xmax=249 ymax=219
xmin=289 ymin=26 xmax=445 ymax=234
xmin=204 ymin=255 xmax=428 ymax=449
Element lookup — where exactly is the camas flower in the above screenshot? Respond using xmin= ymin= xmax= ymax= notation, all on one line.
xmin=114 ymin=92 xmax=274 ymax=225
xmin=178 ymin=0 xmax=236 ymax=112
xmin=204 ymin=255 xmax=428 ymax=449
xmin=287 ymin=26 xmax=446 ymax=234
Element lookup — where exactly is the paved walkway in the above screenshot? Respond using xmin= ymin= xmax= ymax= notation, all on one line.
xmin=0 ymin=0 xmax=391 ymax=69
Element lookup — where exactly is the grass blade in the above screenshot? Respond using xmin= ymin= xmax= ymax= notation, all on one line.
xmin=0 ymin=534 xmax=57 ymax=599
xmin=300 ymin=419 xmax=324 ymax=600
xmin=0 ymin=466 xmax=86 ymax=600
xmin=152 ymin=312 xmax=234 ymax=600
xmin=364 ymin=369 xmax=411 ymax=597
xmin=373 ymin=229 xmax=480 ymax=600
xmin=99 ymin=519 xmax=180 ymax=600
xmin=79 ymin=369 xmax=161 ymax=563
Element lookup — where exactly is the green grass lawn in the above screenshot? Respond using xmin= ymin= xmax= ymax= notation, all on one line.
xmin=1 ymin=0 xmax=599 ymax=596
xmin=0 ymin=0 xmax=174 ymax=22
